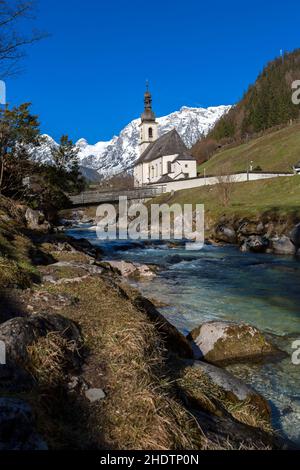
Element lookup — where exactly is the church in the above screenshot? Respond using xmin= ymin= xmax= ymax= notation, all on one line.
xmin=133 ymin=86 xmax=197 ymax=187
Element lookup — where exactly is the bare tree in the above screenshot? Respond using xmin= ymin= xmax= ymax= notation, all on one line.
xmin=215 ymin=163 xmax=235 ymax=207
xmin=0 ymin=0 xmax=46 ymax=77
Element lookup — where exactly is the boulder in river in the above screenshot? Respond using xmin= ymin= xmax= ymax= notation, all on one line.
xmin=213 ymin=225 xmax=237 ymax=244
xmin=180 ymin=360 xmax=271 ymax=422
xmin=290 ymin=224 xmax=300 ymax=252
xmin=240 ymin=235 xmax=269 ymax=253
xmin=103 ymin=260 xmax=156 ymax=279
xmin=270 ymin=236 xmax=296 ymax=256
xmin=237 ymin=220 xmax=264 ymax=237
xmin=187 ymin=321 xmax=280 ymax=365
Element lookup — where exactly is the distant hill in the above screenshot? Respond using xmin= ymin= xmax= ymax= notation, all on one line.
xmin=192 ymin=49 xmax=300 ymax=164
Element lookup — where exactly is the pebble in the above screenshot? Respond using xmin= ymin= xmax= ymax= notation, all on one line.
xmin=85 ymin=388 xmax=106 ymax=403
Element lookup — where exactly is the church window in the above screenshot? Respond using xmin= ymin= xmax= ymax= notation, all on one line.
xmin=148 ymin=127 xmax=153 ymax=139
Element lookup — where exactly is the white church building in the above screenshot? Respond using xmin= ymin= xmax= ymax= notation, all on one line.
xmin=133 ymin=87 xmax=197 ymax=187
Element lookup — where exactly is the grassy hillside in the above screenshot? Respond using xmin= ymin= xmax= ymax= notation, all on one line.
xmin=198 ymin=122 xmax=300 ymax=175
xmin=152 ymin=175 xmax=300 ymax=221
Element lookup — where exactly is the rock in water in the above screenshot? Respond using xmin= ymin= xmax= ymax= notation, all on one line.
xmin=187 ymin=321 xmax=279 ymax=364
xmin=182 ymin=361 xmax=271 ymax=420
xmin=240 ymin=235 xmax=269 ymax=253
xmin=103 ymin=260 xmax=155 ymax=279
xmin=213 ymin=225 xmax=237 ymax=244
xmin=237 ymin=220 xmax=264 ymax=237
xmin=289 ymin=224 xmax=300 ymax=252
xmin=270 ymin=236 xmax=296 ymax=255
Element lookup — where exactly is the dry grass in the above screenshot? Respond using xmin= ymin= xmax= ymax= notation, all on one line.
xmin=27 ymin=331 xmax=78 ymax=386
xmin=55 ymin=277 xmax=204 ymax=450
xmin=38 ymin=276 xmax=275 ymax=450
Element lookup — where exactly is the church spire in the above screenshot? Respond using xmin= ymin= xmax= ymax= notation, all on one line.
xmin=139 ymin=82 xmax=158 ymax=155
xmin=141 ymin=81 xmax=156 ymax=123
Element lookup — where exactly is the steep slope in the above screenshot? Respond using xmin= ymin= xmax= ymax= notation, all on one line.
xmin=210 ymin=49 xmax=300 ymax=141
xmin=31 ymin=105 xmax=230 ymax=178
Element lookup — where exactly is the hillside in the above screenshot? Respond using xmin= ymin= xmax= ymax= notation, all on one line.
xmin=192 ymin=49 xmax=300 ymax=164
xmin=198 ymin=121 xmax=300 ymax=175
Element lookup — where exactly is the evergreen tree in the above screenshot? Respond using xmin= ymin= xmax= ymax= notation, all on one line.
xmin=208 ymin=48 xmax=300 ymax=142
xmin=0 ymin=103 xmax=40 ymax=195
xmin=50 ymin=135 xmax=85 ymax=193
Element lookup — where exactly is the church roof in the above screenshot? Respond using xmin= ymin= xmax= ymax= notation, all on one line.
xmin=156 ymin=174 xmax=174 ymax=183
xmin=135 ymin=129 xmax=192 ymax=165
xmin=173 ymin=154 xmax=197 ymax=161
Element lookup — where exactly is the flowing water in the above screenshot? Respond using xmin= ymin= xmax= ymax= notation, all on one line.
xmin=68 ymin=225 xmax=300 ymax=445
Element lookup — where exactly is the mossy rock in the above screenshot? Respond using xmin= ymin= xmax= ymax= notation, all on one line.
xmin=187 ymin=321 xmax=281 ymax=365
xmin=178 ymin=361 xmax=271 ymax=431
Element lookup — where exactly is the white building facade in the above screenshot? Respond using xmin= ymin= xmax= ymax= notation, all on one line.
xmin=134 ymin=87 xmax=197 ymax=187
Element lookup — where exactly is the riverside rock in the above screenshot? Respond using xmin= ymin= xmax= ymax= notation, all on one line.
xmin=240 ymin=235 xmax=269 ymax=253
xmin=0 ymin=313 xmax=82 ymax=366
xmin=184 ymin=361 xmax=271 ymax=420
xmin=270 ymin=236 xmax=296 ymax=255
xmin=103 ymin=260 xmax=155 ymax=279
xmin=213 ymin=225 xmax=237 ymax=244
xmin=25 ymin=208 xmax=50 ymax=231
xmin=187 ymin=321 xmax=279 ymax=364
xmin=290 ymin=224 xmax=300 ymax=251
xmin=237 ymin=220 xmax=264 ymax=237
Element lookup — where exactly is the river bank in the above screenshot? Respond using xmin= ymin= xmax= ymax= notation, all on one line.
xmin=66 ymin=212 xmax=300 ymax=446
xmin=0 ymin=197 xmax=292 ymax=450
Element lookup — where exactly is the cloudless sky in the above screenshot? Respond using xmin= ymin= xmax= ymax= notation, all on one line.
xmin=5 ymin=0 xmax=300 ymax=143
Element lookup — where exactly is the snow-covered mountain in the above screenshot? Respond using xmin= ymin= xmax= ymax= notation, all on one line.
xmin=32 ymin=105 xmax=231 ymax=178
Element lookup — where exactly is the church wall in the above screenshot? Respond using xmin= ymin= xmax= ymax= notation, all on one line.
xmin=161 ymin=154 xmax=178 ymax=175
xmin=174 ymin=159 xmax=197 ymax=179
xmin=150 ymin=172 xmax=294 ymax=192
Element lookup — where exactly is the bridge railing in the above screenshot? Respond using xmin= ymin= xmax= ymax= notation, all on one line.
xmin=68 ymin=185 xmax=166 ymax=206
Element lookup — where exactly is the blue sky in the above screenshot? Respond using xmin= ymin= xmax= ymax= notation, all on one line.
xmin=5 ymin=0 xmax=300 ymax=143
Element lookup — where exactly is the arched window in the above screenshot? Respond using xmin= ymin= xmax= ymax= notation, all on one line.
xmin=148 ymin=127 xmax=153 ymax=139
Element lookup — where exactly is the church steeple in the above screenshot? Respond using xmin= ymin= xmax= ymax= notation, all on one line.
xmin=141 ymin=81 xmax=156 ymax=123
xmin=139 ymin=82 xmax=158 ymax=155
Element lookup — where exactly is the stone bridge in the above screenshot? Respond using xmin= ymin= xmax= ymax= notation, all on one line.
xmin=69 ymin=186 xmax=165 ymax=206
